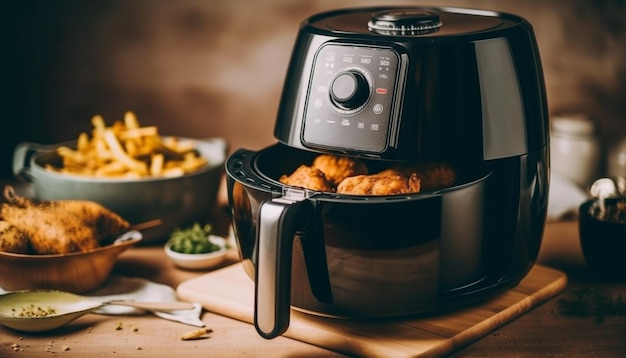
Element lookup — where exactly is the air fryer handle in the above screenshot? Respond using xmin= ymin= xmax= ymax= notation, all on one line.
xmin=255 ymin=197 xmax=312 ymax=339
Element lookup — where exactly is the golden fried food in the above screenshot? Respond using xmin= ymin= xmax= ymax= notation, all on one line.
xmin=279 ymin=154 xmax=457 ymax=196
xmin=0 ymin=202 xmax=99 ymax=255
xmin=337 ymin=169 xmax=421 ymax=195
xmin=399 ymin=162 xmax=457 ymax=191
xmin=44 ymin=200 xmax=129 ymax=244
xmin=0 ymin=186 xmax=131 ymax=254
xmin=279 ymin=165 xmax=334 ymax=192
xmin=46 ymin=111 xmax=208 ymax=179
xmin=180 ymin=327 xmax=213 ymax=340
xmin=4 ymin=187 xmax=130 ymax=246
xmin=312 ymin=154 xmax=368 ymax=187
xmin=3 ymin=186 xmax=130 ymax=246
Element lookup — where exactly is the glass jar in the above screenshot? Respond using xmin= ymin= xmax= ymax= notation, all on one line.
xmin=550 ymin=113 xmax=602 ymax=189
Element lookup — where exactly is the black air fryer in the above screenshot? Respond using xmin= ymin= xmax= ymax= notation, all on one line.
xmin=226 ymin=7 xmax=549 ymax=339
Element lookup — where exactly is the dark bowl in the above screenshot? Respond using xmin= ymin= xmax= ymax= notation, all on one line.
xmin=579 ymin=198 xmax=626 ymax=279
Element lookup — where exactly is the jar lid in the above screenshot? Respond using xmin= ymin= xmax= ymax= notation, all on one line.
xmin=551 ymin=113 xmax=598 ymax=136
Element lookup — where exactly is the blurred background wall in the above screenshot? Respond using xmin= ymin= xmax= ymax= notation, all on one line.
xmin=2 ymin=0 xmax=625 ymax=178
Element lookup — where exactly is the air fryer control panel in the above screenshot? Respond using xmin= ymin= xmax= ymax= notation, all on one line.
xmin=302 ymin=44 xmax=401 ymax=154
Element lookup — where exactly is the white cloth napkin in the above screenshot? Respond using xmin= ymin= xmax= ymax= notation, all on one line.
xmin=87 ymin=276 xmax=177 ymax=314
xmin=0 ymin=276 xmax=205 ymax=327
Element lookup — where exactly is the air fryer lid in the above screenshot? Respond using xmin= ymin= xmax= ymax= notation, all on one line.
xmin=312 ymin=7 xmax=509 ymax=36
xmin=274 ymin=6 xmax=549 ymax=163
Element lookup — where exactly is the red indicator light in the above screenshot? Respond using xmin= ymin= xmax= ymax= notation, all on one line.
xmin=375 ymin=88 xmax=387 ymax=95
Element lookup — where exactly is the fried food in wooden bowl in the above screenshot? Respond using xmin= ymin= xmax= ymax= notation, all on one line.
xmin=0 ymin=186 xmax=142 ymax=293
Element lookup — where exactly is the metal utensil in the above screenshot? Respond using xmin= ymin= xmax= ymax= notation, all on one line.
xmin=0 ymin=290 xmax=195 ymax=332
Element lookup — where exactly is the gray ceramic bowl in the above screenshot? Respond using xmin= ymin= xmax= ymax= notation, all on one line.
xmin=12 ymin=137 xmax=227 ymax=244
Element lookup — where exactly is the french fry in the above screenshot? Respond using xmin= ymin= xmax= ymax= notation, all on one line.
xmin=119 ymin=126 xmax=158 ymax=140
xmin=124 ymin=111 xmax=140 ymax=130
xmin=150 ymin=153 xmax=164 ymax=176
xmin=94 ymin=161 xmax=128 ymax=177
xmin=124 ymin=139 xmax=138 ymax=157
xmin=91 ymin=115 xmax=106 ymax=130
xmin=163 ymin=137 xmax=195 ymax=153
xmin=162 ymin=167 xmax=186 ymax=177
xmin=103 ymin=129 xmax=148 ymax=175
xmin=77 ymin=133 xmax=90 ymax=151
xmin=180 ymin=327 xmax=212 ymax=340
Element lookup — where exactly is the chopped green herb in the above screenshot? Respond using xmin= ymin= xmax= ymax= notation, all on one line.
xmin=557 ymin=288 xmax=626 ymax=324
xmin=168 ymin=223 xmax=221 ymax=254
xmin=12 ymin=304 xmax=57 ymax=318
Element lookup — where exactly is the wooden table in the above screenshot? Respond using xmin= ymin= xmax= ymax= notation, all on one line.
xmin=1 ymin=217 xmax=625 ymax=357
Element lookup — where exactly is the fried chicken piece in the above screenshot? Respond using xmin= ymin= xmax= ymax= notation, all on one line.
xmin=337 ymin=169 xmax=421 ymax=195
xmin=0 ymin=189 xmax=100 ymax=255
xmin=3 ymin=186 xmax=130 ymax=245
xmin=279 ymin=165 xmax=334 ymax=192
xmin=0 ymin=203 xmax=99 ymax=254
xmin=312 ymin=154 xmax=368 ymax=187
xmin=44 ymin=200 xmax=130 ymax=244
xmin=398 ymin=163 xmax=457 ymax=191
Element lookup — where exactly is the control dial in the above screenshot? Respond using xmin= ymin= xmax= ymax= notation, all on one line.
xmin=368 ymin=9 xmax=442 ymax=35
xmin=329 ymin=68 xmax=372 ymax=113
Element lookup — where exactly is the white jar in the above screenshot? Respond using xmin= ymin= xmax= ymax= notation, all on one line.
xmin=550 ymin=113 xmax=602 ymax=189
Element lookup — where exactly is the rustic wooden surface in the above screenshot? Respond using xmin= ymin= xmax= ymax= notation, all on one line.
xmin=1 ymin=217 xmax=625 ymax=357
xmin=177 ymin=263 xmax=567 ymax=357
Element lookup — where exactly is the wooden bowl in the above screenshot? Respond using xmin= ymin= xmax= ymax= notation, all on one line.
xmin=0 ymin=231 xmax=142 ymax=293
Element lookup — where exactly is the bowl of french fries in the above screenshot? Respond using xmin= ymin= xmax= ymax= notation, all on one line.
xmin=12 ymin=112 xmax=227 ymax=243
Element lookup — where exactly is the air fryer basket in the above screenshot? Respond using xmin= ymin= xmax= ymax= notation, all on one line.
xmin=227 ymin=143 xmax=548 ymax=315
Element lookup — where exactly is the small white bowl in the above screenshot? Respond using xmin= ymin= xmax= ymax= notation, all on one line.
xmin=164 ymin=235 xmax=228 ymax=270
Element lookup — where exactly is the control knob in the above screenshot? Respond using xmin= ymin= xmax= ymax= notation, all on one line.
xmin=329 ymin=70 xmax=371 ymax=111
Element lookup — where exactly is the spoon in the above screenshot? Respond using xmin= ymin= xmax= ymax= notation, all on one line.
xmin=0 ymin=290 xmax=195 ymax=332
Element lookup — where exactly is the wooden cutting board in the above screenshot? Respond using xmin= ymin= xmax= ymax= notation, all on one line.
xmin=177 ymin=263 xmax=567 ymax=357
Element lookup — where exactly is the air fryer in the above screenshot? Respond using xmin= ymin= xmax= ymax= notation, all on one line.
xmin=225 ymin=6 xmax=550 ymax=339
